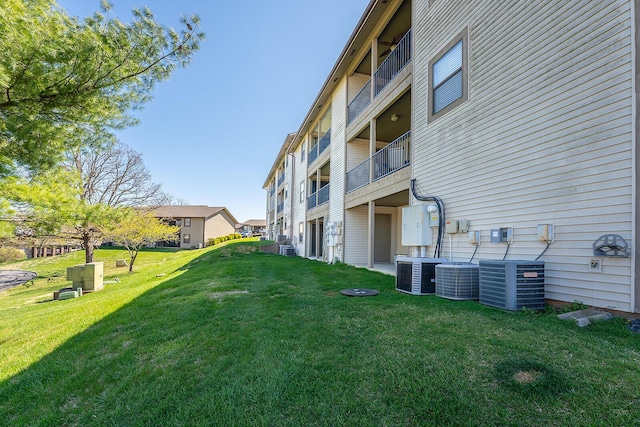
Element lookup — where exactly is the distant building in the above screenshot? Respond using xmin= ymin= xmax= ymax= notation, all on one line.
xmin=236 ymin=219 xmax=266 ymax=236
xmin=152 ymin=205 xmax=237 ymax=249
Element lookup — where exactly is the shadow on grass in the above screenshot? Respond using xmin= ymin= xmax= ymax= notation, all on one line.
xmin=0 ymin=243 xmax=398 ymax=425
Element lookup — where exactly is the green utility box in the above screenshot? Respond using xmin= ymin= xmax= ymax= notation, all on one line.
xmin=65 ymin=262 xmax=104 ymax=292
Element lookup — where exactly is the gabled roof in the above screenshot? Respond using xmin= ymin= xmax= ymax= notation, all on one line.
xmin=242 ymin=219 xmax=266 ymax=227
xmin=263 ymin=132 xmax=296 ymax=189
xmin=152 ymin=205 xmax=238 ymax=224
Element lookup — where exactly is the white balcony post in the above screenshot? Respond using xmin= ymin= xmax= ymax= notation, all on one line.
xmin=371 ymin=38 xmax=377 ymax=101
xmin=368 ymin=200 xmax=375 ymax=268
xmin=369 ymin=117 xmax=377 ymax=184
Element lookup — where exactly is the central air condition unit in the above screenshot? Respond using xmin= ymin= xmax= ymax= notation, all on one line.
xmin=435 ymin=262 xmax=480 ymax=300
xmin=396 ymin=256 xmax=447 ymax=295
xmin=479 ymin=260 xmax=545 ymax=311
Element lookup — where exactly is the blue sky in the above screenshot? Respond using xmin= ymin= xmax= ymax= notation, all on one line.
xmin=55 ymin=0 xmax=370 ymax=223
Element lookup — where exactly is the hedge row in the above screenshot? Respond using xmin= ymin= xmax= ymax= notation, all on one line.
xmin=207 ymin=233 xmax=242 ymax=246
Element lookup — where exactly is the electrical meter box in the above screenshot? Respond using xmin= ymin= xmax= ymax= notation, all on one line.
xmin=402 ymin=205 xmax=435 ymax=246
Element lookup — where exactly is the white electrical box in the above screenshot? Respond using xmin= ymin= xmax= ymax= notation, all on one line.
xmin=445 ymin=220 xmax=459 ymax=234
xmin=469 ymin=230 xmax=481 ymax=245
xmin=537 ymin=224 xmax=554 ymax=243
xmin=402 ymin=205 xmax=433 ymax=246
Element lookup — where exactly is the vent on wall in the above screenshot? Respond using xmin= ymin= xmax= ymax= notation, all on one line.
xmin=479 ymin=260 xmax=545 ymax=311
xmin=396 ymin=256 xmax=446 ymax=295
xmin=435 ymin=262 xmax=479 ymax=300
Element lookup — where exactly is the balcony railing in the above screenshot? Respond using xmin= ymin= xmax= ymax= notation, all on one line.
xmin=277 ymin=201 xmax=284 ymax=213
xmin=307 ymin=192 xmax=317 ymax=210
xmin=318 ymin=184 xmax=330 ymax=205
xmin=346 ymin=158 xmax=370 ymax=193
xmin=375 ymin=29 xmax=411 ymax=95
xmin=269 ymin=187 xmax=275 ymax=197
xmin=373 ymin=131 xmax=411 ymax=180
xmin=307 ymin=183 xmax=330 ymax=210
xmin=348 ymin=79 xmax=371 ymax=124
xmin=277 ymin=172 xmax=285 ymax=187
xmin=307 ymin=129 xmax=331 ymax=166
xmin=346 ymin=131 xmax=411 ymax=193
xmin=308 ymin=143 xmax=318 ymax=165
xmin=319 ymin=129 xmax=331 ymax=156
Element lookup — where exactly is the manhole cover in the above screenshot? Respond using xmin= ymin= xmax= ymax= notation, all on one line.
xmin=340 ymin=288 xmax=379 ymax=297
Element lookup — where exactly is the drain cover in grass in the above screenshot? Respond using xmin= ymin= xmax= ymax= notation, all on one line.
xmin=340 ymin=288 xmax=379 ymax=297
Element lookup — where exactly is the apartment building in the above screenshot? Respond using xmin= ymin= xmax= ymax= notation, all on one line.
xmin=152 ymin=205 xmax=237 ymax=249
xmin=265 ymin=0 xmax=640 ymax=314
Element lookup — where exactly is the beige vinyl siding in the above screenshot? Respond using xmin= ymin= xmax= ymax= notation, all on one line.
xmin=292 ymin=141 xmax=307 ymax=256
xmin=185 ymin=218 xmax=205 ymax=249
xmin=205 ymin=212 xmax=236 ymax=243
xmin=347 ymin=138 xmax=370 ymax=170
xmin=330 ymin=80 xmax=348 ymax=260
xmin=412 ymin=1 xmax=633 ymax=311
xmin=344 ymin=205 xmax=369 ymax=265
xmin=348 ymin=73 xmax=371 ymax=104
xmin=396 ymin=206 xmax=409 ymax=255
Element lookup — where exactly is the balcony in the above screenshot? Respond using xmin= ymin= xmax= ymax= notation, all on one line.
xmin=375 ymin=30 xmax=412 ymax=95
xmin=346 ymin=131 xmax=411 ymax=193
xmin=277 ymin=201 xmax=284 ymax=214
xmin=348 ymin=80 xmax=371 ymax=125
xmin=347 ymin=29 xmax=412 ymax=125
xmin=308 ymin=129 xmax=331 ymax=166
xmin=346 ymin=158 xmax=370 ymax=193
xmin=277 ymin=172 xmax=285 ymax=188
xmin=307 ymin=183 xmax=330 ymax=210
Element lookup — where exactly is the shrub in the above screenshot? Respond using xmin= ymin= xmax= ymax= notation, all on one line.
xmin=0 ymin=247 xmax=27 ymax=263
xmin=214 ymin=238 xmax=221 ymax=245
xmin=234 ymin=233 xmax=242 ymax=239
xmin=207 ymin=238 xmax=216 ymax=246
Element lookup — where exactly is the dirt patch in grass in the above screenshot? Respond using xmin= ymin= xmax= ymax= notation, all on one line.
xmin=208 ymin=290 xmax=248 ymax=301
xmin=495 ymin=357 xmax=571 ymax=396
xmin=514 ymin=369 xmax=543 ymax=384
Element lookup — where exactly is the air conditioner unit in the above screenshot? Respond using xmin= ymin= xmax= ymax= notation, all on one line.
xmin=396 ymin=256 xmax=447 ymax=295
xmin=279 ymin=245 xmax=295 ymax=256
xmin=479 ymin=260 xmax=545 ymax=311
xmin=435 ymin=262 xmax=479 ymax=300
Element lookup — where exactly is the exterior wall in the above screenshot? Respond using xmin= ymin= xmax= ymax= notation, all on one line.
xmin=347 ymin=138 xmax=370 ymax=170
xmin=348 ymin=73 xmax=371 ymax=104
xmin=204 ymin=211 xmax=236 ymax=243
xmin=396 ymin=206 xmax=409 ymax=255
xmin=329 ymin=79 xmax=348 ymax=261
xmin=181 ymin=217 xmax=205 ymax=249
xmin=412 ymin=1 xmax=634 ymax=311
xmin=292 ymin=140 xmax=307 ymax=256
xmin=344 ymin=204 xmax=369 ymax=265
xmin=284 ymin=153 xmax=294 ymax=240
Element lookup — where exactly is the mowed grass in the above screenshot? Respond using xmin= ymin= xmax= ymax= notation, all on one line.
xmin=0 ymin=242 xmax=639 ymax=426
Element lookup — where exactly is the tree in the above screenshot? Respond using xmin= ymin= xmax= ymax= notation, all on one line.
xmin=0 ymin=0 xmax=204 ymax=176
xmin=64 ymin=140 xmax=169 ymax=263
xmin=104 ymin=209 xmax=178 ymax=273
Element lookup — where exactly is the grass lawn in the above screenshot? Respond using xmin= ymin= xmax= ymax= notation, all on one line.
xmin=0 ymin=241 xmax=639 ymax=426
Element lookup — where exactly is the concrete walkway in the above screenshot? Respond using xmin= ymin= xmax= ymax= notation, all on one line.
xmin=0 ymin=270 xmax=37 ymax=292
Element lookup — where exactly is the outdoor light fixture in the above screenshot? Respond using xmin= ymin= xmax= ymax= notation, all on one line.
xmin=391 ymin=114 xmax=399 ymax=122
